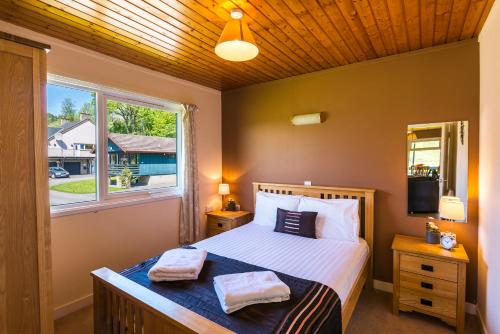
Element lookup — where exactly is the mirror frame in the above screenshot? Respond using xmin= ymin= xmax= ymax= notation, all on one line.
xmin=406 ymin=121 xmax=468 ymax=223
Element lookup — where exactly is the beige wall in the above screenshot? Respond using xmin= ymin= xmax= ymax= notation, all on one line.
xmin=0 ymin=20 xmax=222 ymax=315
xmin=478 ymin=2 xmax=500 ymax=332
xmin=222 ymin=41 xmax=479 ymax=303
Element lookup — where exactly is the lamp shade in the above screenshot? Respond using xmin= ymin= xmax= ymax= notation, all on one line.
xmin=215 ymin=10 xmax=259 ymax=62
xmin=218 ymin=183 xmax=230 ymax=196
xmin=439 ymin=196 xmax=465 ymax=221
xmin=407 ymin=132 xmax=417 ymax=141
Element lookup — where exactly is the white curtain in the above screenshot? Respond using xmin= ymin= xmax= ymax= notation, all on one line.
xmin=179 ymin=103 xmax=200 ymax=244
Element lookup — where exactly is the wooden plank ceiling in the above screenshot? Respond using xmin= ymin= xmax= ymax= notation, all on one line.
xmin=0 ymin=0 xmax=494 ymax=90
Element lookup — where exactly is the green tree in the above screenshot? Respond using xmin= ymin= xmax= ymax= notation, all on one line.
xmin=107 ymin=101 xmax=176 ymax=138
xmin=119 ymin=167 xmax=133 ymax=188
xmin=79 ymin=92 xmax=96 ymax=121
xmin=47 ymin=113 xmax=60 ymax=126
xmin=137 ymin=108 xmax=176 ymax=137
xmin=107 ymin=100 xmax=139 ymax=134
xmin=60 ymin=98 xmax=77 ymax=121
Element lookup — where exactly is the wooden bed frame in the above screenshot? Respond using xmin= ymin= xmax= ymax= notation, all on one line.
xmin=92 ymin=182 xmax=375 ymax=334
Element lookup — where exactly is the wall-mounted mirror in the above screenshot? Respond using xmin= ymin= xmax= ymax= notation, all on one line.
xmin=407 ymin=121 xmax=468 ymax=222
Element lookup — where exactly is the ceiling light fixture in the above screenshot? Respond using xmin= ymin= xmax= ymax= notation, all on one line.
xmin=215 ymin=8 xmax=259 ymax=62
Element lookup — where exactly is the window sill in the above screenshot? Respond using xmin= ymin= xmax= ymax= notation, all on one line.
xmin=50 ymin=191 xmax=182 ymax=218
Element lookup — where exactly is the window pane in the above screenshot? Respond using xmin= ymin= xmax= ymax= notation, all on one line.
xmin=408 ymin=149 xmax=441 ymax=168
xmin=106 ymin=99 xmax=177 ymax=193
xmin=47 ymin=84 xmax=97 ymax=206
xmin=413 ymin=140 xmax=440 ymax=149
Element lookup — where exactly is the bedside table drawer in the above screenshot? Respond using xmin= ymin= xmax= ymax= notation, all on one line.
xmin=400 ymin=271 xmax=457 ymax=300
xmin=400 ymin=287 xmax=457 ymax=319
xmin=206 ymin=211 xmax=253 ymax=239
xmin=207 ymin=227 xmax=225 ymax=237
xmin=207 ymin=217 xmax=233 ymax=230
xmin=400 ymin=254 xmax=458 ymax=282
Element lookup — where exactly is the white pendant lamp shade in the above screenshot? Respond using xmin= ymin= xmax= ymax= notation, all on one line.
xmin=215 ymin=9 xmax=259 ymax=62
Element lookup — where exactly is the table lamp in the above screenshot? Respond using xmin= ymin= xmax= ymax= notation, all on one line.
xmin=439 ymin=196 xmax=465 ymax=248
xmin=218 ymin=183 xmax=230 ymax=210
xmin=439 ymin=196 xmax=465 ymax=222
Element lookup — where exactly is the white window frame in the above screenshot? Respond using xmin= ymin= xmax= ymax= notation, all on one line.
xmin=408 ymin=137 xmax=442 ymax=174
xmin=49 ymin=74 xmax=183 ymax=217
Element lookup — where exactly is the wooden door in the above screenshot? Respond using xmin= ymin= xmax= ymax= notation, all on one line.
xmin=0 ymin=33 xmax=53 ymax=334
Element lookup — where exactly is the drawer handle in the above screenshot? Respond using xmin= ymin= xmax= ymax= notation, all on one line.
xmin=421 ymin=282 xmax=434 ymax=290
xmin=421 ymin=264 xmax=434 ymax=272
xmin=217 ymin=223 xmax=223 ymax=228
xmin=420 ymin=298 xmax=433 ymax=307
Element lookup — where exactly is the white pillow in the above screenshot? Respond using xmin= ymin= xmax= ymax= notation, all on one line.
xmin=253 ymin=191 xmax=303 ymax=227
xmin=298 ymin=197 xmax=360 ymax=242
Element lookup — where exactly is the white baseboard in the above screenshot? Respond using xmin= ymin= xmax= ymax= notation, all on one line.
xmin=373 ymin=279 xmax=477 ymax=315
xmin=54 ymin=294 xmax=93 ymax=320
xmin=477 ymin=307 xmax=489 ymax=334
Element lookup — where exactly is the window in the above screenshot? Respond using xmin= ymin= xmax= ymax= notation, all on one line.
xmin=408 ymin=138 xmax=441 ymax=175
xmin=47 ymin=76 xmax=182 ymax=213
xmin=105 ymin=98 xmax=178 ymax=194
xmin=76 ymin=143 xmax=94 ymax=150
xmin=109 ymin=153 xmax=119 ymax=165
xmin=128 ymin=153 xmax=138 ymax=165
xmin=47 ymin=83 xmax=97 ymax=207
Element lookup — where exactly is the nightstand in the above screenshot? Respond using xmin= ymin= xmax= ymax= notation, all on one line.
xmin=392 ymin=234 xmax=469 ymax=334
xmin=206 ymin=211 xmax=253 ymax=237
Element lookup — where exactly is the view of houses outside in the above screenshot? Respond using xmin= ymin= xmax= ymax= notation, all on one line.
xmin=48 ymin=84 xmax=98 ymax=206
xmin=48 ymin=84 xmax=178 ymax=207
xmin=105 ymin=99 xmax=178 ymax=195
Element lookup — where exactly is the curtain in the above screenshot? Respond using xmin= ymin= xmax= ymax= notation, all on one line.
xmin=179 ymin=103 xmax=200 ymax=244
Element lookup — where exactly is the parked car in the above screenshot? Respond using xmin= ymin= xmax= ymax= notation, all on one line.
xmin=49 ymin=167 xmax=70 ymax=178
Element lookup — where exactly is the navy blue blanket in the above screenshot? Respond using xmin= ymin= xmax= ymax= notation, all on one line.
xmin=120 ymin=251 xmax=341 ymax=334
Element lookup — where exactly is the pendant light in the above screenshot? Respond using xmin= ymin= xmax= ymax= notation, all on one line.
xmin=215 ymin=8 xmax=259 ymax=62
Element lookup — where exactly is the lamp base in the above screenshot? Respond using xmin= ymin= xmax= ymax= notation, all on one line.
xmin=221 ymin=195 xmax=226 ymax=211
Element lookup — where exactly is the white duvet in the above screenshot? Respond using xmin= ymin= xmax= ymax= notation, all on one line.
xmin=193 ymin=222 xmax=369 ymax=303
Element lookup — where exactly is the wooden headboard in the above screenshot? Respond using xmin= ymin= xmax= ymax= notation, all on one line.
xmin=253 ymin=182 xmax=375 ymax=281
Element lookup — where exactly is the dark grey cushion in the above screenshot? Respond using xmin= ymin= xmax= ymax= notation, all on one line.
xmin=274 ymin=208 xmax=318 ymax=239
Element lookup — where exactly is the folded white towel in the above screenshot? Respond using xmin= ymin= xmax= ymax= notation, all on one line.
xmin=214 ymin=283 xmax=290 ymax=314
xmin=147 ymin=248 xmax=207 ymax=282
xmin=214 ymin=271 xmax=291 ymax=313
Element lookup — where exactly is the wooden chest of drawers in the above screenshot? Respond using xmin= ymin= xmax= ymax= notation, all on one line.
xmin=392 ymin=234 xmax=469 ymax=334
xmin=206 ymin=210 xmax=253 ymax=237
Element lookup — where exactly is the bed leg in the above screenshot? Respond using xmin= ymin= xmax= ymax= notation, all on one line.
xmin=365 ymin=274 xmax=374 ymax=290
xmin=364 ymin=260 xmax=374 ymax=290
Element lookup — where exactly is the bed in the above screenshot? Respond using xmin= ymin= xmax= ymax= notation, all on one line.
xmin=91 ymin=182 xmax=375 ymax=334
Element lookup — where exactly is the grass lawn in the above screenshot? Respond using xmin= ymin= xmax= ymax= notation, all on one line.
xmin=50 ymin=179 xmax=121 ymax=194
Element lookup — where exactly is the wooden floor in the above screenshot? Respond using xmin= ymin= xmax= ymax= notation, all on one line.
xmin=55 ymin=290 xmax=481 ymax=334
